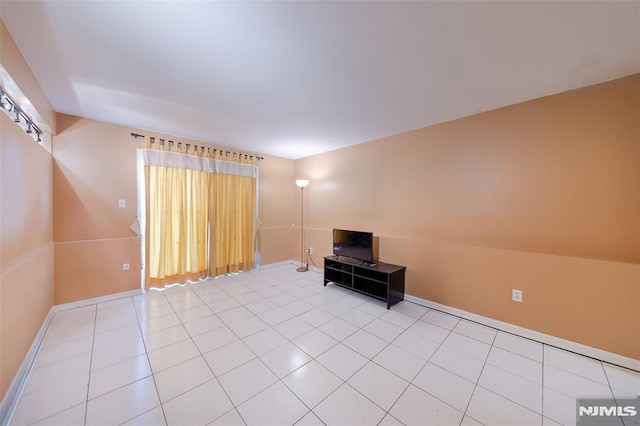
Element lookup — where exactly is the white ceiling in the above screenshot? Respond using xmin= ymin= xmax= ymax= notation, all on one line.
xmin=1 ymin=1 xmax=639 ymax=159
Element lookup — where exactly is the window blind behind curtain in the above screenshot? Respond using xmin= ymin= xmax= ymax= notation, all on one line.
xmin=142 ymin=141 xmax=258 ymax=289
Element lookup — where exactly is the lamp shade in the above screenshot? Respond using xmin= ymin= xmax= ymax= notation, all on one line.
xmin=295 ymin=179 xmax=310 ymax=188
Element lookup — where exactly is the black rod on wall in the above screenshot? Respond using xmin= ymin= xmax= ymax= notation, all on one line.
xmin=130 ymin=132 xmax=264 ymax=160
xmin=1 ymin=87 xmax=43 ymax=142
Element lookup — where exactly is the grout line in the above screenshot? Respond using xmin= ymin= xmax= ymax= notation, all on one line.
xmin=186 ymin=283 xmax=242 ymax=425
xmin=16 ymin=266 xmax=631 ymax=426
xmin=541 ymin=343 xmax=546 ymax=423
xmin=133 ymin=291 xmax=170 ymax=426
xmin=459 ymin=330 xmax=498 ymax=425
xmin=217 ymin=275 xmax=361 ymax=419
xmin=84 ymin=304 xmax=98 ymax=426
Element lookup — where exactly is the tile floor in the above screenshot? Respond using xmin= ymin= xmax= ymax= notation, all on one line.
xmin=9 ymin=265 xmax=640 ymax=425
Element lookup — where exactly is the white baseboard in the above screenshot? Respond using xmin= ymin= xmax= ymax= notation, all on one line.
xmin=1 ymin=289 xmax=144 ymax=425
xmin=255 ymin=259 xmax=323 ymax=274
xmin=54 ymin=289 xmax=143 ymax=313
xmin=404 ymin=294 xmax=640 ymax=372
xmin=308 ymin=264 xmax=323 ymax=274
xmin=254 ymin=260 xmax=298 ymax=270
xmin=0 ymin=308 xmax=54 ymax=426
xmin=267 ymin=262 xmax=638 ymax=371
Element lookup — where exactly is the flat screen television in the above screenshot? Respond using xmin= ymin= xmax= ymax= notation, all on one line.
xmin=333 ymin=229 xmax=374 ymax=264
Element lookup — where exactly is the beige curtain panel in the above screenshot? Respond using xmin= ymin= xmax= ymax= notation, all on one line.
xmin=143 ymin=143 xmax=258 ymax=289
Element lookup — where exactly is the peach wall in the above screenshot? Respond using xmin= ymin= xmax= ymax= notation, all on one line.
xmin=53 ymin=115 xmax=141 ymax=304
xmin=295 ymin=74 xmax=640 ymax=360
xmin=0 ymin=113 xmax=54 ymax=399
xmin=53 ymin=114 xmax=295 ymax=303
xmin=0 ymin=19 xmax=56 ymax=133
xmin=257 ymin=155 xmax=296 ymax=265
xmin=54 ymin=115 xmax=140 ymax=241
xmin=54 ymin=239 xmax=140 ymax=304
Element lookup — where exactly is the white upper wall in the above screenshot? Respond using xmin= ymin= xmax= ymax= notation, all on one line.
xmin=1 ymin=1 xmax=639 ymax=158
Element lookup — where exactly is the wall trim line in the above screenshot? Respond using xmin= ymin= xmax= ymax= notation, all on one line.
xmin=403 ymin=294 xmax=640 ymax=372
xmin=0 ymin=243 xmax=53 ymax=276
xmin=54 ymin=236 xmax=139 ymax=246
xmin=0 ymin=308 xmax=54 ymax=426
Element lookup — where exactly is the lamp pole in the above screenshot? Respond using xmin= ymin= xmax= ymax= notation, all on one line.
xmin=295 ymin=179 xmax=309 ymax=272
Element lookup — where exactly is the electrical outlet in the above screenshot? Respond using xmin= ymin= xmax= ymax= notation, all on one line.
xmin=512 ymin=289 xmax=523 ymax=303
xmin=122 ymin=263 xmax=130 ymax=271
xmin=307 ymin=247 xmax=313 ymax=254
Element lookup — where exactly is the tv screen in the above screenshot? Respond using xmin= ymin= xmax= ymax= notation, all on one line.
xmin=333 ymin=229 xmax=374 ymax=263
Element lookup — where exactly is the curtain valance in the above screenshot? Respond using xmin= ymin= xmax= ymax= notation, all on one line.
xmin=143 ymin=145 xmax=258 ymax=289
xmin=142 ymin=148 xmax=258 ymax=178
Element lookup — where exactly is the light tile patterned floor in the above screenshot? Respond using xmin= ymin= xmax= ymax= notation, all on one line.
xmin=9 ymin=265 xmax=640 ymax=425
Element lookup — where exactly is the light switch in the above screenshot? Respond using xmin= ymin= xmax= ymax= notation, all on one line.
xmin=118 ymin=199 xmax=126 ymax=208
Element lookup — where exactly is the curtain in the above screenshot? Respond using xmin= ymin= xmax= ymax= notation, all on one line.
xmin=143 ymin=142 xmax=257 ymax=289
xmin=209 ymin=154 xmax=256 ymax=276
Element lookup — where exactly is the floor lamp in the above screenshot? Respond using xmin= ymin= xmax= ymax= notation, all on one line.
xmin=295 ymin=179 xmax=309 ymax=272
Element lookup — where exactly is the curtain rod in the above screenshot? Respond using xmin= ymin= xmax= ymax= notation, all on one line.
xmin=130 ymin=132 xmax=264 ymax=160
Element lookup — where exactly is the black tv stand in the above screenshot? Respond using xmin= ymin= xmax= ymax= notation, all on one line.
xmin=324 ymin=256 xmax=406 ymax=309
xmin=334 ymin=255 xmax=376 ymax=267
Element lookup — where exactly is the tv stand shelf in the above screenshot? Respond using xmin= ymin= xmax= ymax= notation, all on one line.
xmin=324 ymin=256 xmax=406 ymax=309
